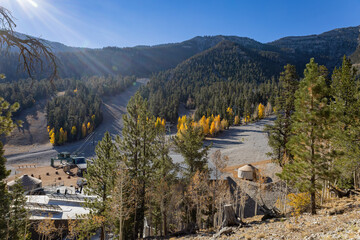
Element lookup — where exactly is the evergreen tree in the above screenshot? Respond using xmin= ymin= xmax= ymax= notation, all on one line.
xmin=151 ymin=125 xmax=177 ymax=236
xmin=7 ymin=179 xmax=28 ymax=240
xmin=173 ymin=118 xmax=210 ymax=178
xmin=0 ymin=98 xmax=20 ymax=239
xmin=279 ymin=59 xmax=334 ymax=214
xmin=266 ymin=64 xmax=299 ymax=166
xmin=330 ymin=56 xmax=360 ymax=188
xmin=84 ymin=131 xmax=117 ymax=240
xmin=116 ymin=92 xmax=156 ymax=239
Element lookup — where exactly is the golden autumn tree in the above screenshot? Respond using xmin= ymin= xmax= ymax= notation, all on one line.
xmin=155 ymin=117 xmax=166 ymax=129
xmin=49 ymin=128 xmax=55 ymax=145
xmin=87 ymin=122 xmax=92 ymax=133
xmin=71 ymin=126 xmax=77 ymax=137
xmin=82 ymin=123 xmax=87 ymax=138
xmin=210 ymin=121 xmax=216 ymax=136
xmin=220 ymin=119 xmax=229 ymax=130
xmin=234 ymin=115 xmax=240 ymax=125
xmin=58 ymin=127 xmax=65 ymax=145
xmin=199 ymin=116 xmax=209 ymax=135
xmin=214 ymin=115 xmax=221 ymax=133
xmin=258 ymin=103 xmax=265 ymax=119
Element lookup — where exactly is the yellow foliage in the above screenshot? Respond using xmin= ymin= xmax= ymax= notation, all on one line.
xmin=47 ymin=126 xmax=50 ymax=132
xmin=155 ymin=117 xmax=166 ymax=129
xmin=226 ymin=107 xmax=234 ymax=116
xmin=214 ymin=115 xmax=221 ymax=133
xmin=234 ymin=115 xmax=240 ymax=125
xmin=258 ymin=103 xmax=265 ymax=119
xmin=71 ymin=126 xmax=77 ymax=136
xmin=220 ymin=119 xmax=229 ymax=130
xmin=244 ymin=115 xmax=250 ymax=124
xmin=91 ymin=114 xmax=95 ymax=122
xmin=209 ymin=121 xmax=216 ymax=136
xmin=199 ymin=115 xmax=209 ymax=135
xmin=287 ymin=192 xmax=311 ymax=216
xmin=177 ymin=115 xmax=187 ymax=131
xmin=49 ymin=128 xmax=55 ymax=145
xmin=74 ymin=88 xmax=78 ymax=93
xmin=82 ymin=123 xmax=87 ymax=138
xmin=58 ymin=127 xmax=65 ymax=144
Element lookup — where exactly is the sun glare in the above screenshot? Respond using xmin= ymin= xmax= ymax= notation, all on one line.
xmin=27 ymin=0 xmax=38 ymax=8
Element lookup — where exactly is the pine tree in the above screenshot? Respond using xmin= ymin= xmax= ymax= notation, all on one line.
xmin=330 ymin=56 xmax=360 ymax=188
xmin=173 ymin=118 xmax=210 ymax=178
xmin=0 ymin=98 xmax=20 ymax=239
xmin=84 ymin=131 xmax=117 ymax=240
xmin=279 ymin=59 xmax=334 ymax=214
xmin=116 ymin=92 xmax=156 ymax=239
xmin=7 ymin=179 xmax=28 ymax=240
xmin=266 ymin=64 xmax=299 ymax=166
xmin=151 ymin=126 xmax=177 ymax=236
xmin=0 ymin=142 xmax=10 ymax=239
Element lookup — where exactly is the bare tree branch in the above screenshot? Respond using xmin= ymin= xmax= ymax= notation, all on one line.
xmin=0 ymin=6 xmax=58 ymax=82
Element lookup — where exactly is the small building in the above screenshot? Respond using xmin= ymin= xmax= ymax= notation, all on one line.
xmin=7 ymin=174 xmax=42 ymax=192
xmin=237 ymin=164 xmax=258 ymax=181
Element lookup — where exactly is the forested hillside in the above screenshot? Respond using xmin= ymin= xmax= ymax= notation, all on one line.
xmin=0 ymin=75 xmax=136 ymax=145
xmin=140 ymin=40 xmax=281 ymax=122
xmin=140 ymin=26 xmax=360 ymax=123
xmin=270 ymin=26 xmax=360 ymax=69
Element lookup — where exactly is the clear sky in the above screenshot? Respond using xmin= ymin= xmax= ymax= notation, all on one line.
xmin=1 ymin=0 xmax=360 ymax=48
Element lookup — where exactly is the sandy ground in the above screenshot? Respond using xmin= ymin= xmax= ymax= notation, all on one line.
xmin=170 ymin=116 xmax=279 ymax=179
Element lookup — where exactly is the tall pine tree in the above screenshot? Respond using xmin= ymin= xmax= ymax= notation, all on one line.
xmin=84 ymin=131 xmax=117 ymax=240
xmin=331 ymin=56 xmax=360 ymax=188
xmin=280 ymin=59 xmax=334 ymax=214
xmin=266 ymin=64 xmax=299 ymax=167
xmin=116 ymin=92 xmax=157 ymax=239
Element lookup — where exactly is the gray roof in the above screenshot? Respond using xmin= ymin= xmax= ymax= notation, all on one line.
xmin=7 ymin=174 xmax=42 ymax=187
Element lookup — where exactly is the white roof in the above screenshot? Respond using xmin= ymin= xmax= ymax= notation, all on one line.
xmin=238 ymin=164 xmax=256 ymax=172
xmin=26 ymin=194 xmax=90 ymax=220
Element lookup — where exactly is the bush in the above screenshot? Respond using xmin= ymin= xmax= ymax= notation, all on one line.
xmin=287 ymin=192 xmax=311 ymax=216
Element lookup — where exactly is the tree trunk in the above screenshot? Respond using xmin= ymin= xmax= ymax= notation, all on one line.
xmin=311 ymin=174 xmax=316 ymax=215
xmin=221 ymin=204 xmax=241 ymax=228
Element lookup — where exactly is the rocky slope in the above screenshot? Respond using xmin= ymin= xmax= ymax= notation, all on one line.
xmin=175 ymin=195 xmax=360 ymax=240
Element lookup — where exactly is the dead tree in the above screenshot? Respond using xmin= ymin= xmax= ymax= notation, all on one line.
xmin=221 ymin=204 xmax=242 ymax=228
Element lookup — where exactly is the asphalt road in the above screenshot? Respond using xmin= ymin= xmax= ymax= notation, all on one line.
xmin=5 ymin=81 xmax=144 ymax=168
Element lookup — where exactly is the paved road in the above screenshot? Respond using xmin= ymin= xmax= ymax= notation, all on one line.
xmin=5 ymin=81 xmax=144 ymax=168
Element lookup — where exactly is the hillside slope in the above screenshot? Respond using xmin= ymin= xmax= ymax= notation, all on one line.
xmin=141 ymin=26 xmax=360 ymax=122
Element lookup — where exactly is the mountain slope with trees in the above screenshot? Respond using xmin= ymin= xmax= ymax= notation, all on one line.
xmin=0 ymin=26 xmax=358 ymax=82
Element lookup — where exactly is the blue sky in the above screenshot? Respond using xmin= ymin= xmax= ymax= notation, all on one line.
xmin=1 ymin=0 xmax=360 ymax=48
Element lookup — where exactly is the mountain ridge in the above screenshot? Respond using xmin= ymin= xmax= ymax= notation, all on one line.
xmin=0 ymin=25 xmax=359 ymax=81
